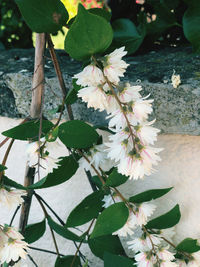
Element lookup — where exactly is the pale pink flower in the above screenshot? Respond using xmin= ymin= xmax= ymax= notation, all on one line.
xmin=119 ymin=83 xmax=142 ymax=103
xmin=103 ymin=47 xmax=129 ymax=84
xmin=135 ymin=202 xmax=156 ymax=226
xmin=127 ymin=234 xmax=160 ymax=252
xmin=135 ymin=252 xmax=155 ymax=267
xmin=78 ymin=85 xmax=108 ymax=111
xmin=157 ymin=247 xmax=175 ymax=261
xmin=0 ymin=239 xmax=28 ymax=263
xmin=74 ymin=65 xmax=105 ymax=87
xmin=114 ymin=212 xmax=137 ymax=237
xmin=3 ymin=226 xmax=24 ymax=241
xmin=160 ymin=261 xmax=178 ymax=267
xmin=0 ymin=188 xmax=26 ymax=209
xmin=136 ymin=120 xmax=160 ymax=145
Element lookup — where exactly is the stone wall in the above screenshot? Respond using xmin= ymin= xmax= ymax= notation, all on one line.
xmin=1 ymin=47 xmax=200 ymax=266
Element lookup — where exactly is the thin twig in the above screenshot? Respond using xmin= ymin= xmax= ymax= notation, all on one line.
xmin=34 ymin=193 xmax=60 ymax=257
xmin=9 ymin=205 xmax=21 ymax=226
xmin=28 ymin=254 xmax=39 ymax=267
xmin=29 ymin=246 xmax=64 ymax=257
xmin=0 ymin=139 xmax=15 ymax=181
xmin=70 ymin=219 xmax=95 ymax=267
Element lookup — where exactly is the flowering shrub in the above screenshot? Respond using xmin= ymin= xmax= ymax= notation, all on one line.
xmin=0 ymin=1 xmax=200 ymax=267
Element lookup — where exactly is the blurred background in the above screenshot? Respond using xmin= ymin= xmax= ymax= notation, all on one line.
xmin=0 ymin=0 xmax=195 ymax=55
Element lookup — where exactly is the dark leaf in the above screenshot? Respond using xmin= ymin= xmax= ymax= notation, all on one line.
xmin=24 ymin=219 xmax=46 ymax=244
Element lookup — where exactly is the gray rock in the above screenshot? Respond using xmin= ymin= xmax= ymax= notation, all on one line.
xmin=1 ymin=47 xmax=200 ymax=135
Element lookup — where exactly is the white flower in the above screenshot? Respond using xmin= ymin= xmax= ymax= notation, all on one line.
xmin=117 ymin=146 xmax=162 ymax=180
xmin=3 ymin=226 xmax=24 ymax=240
xmin=132 ymin=98 xmax=153 ymax=123
xmin=102 ymin=194 xmax=121 ymax=208
xmin=103 ymin=47 xmax=129 ymax=84
xmin=135 ymin=202 xmax=156 ymax=226
xmin=114 ymin=212 xmax=137 ymax=237
xmin=0 ymin=188 xmax=26 ymax=209
xmin=119 ymin=83 xmax=142 ymax=103
xmin=171 ymin=71 xmax=181 ymax=89
xmin=77 ymin=85 xmax=108 ymax=112
xmin=157 ymin=247 xmax=175 ymax=261
xmin=127 ymin=234 xmax=160 ymax=252
xmin=26 ymin=139 xmax=59 ymax=173
xmin=0 ymin=239 xmax=28 ymax=263
xmin=135 ymin=120 xmax=160 ymax=145
xmin=135 ymin=252 xmax=155 ymax=267
xmin=79 ymin=144 xmax=109 ymax=173
xmin=74 ymin=65 xmax=105 ymax=87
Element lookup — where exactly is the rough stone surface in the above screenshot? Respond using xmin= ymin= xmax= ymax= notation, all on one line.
xmin=1 ymin=47 xmax=200 ymax=134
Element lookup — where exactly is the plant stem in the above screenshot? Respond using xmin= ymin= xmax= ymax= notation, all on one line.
xmin=34 ymin=193 xmax=60 ymax=257
xmin=47 ymin=34 xmax=74 ymax=121
xmin=9 ymin=205 xmax=21 ymax=226
xmin=29 ymin=246 xmax=64 ymax=257
xmin=70 ymin=219 xmax=95 ymax=267
xmin=28 ymin=254 xmax=39 ymax=267
xmin=0 ymin=139 xmax=15 ymax=181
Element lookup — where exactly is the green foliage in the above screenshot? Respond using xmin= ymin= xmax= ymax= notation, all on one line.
xmin=111 ymin=18 xmax=145 ymax=55
xmin=2 ymin=120 xmax=54 ymax=141
xmin=47 ymin=216 xmax=84 ymax=242
xmin=15 ymin=0 xmax=69 ymax=33
xmin=129 ymin=187 xmax=173 ymax=204
xmin=58 ymin=120 xmax=99 ymax=149
xmin=105 ymin=168 xmax=129 ymax=187
xmin=104 ymin=252 xmax=134 ymax=267
xmin=0 ymin=0 xmax=32 ymax=49
xmin=90 ymin=202 xmax=129 ymax=239
xmin=66 ymin=190 xmax=104 ymax=227
xmin=64 ymin=4 xmax=113 ymax=61
xmin=183 ymin=2 xmax=200 ymax=52
xmin=28 ymin=155 xmax=78 ymax=189
xmin=55 ymin=255 xmax=81 ymax=267
xmin=88 ymin=235 xmax=125 ymax=260
xmin=176 ymin=238 xmax=200 ymax=253
xmin=146 ymin=204 xmax=181 ymax=229
xmin=45 ymin=126 xmax=59 ymax=142
xmin=0 ymin=165 xmax=7 ymax=172
xmin=23 ymin=219 xmax=46 ymax=244
xmin=3 ymin=176 xmax=26 ymax=190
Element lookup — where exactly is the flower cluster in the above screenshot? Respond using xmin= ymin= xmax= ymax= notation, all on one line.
xmin=75 ymin=46 xmax=162 ymax=180
xmin=0 ymin=225 xmax=28 ymax=264
xmin=0 ymin=187 xmax=26 ymax=209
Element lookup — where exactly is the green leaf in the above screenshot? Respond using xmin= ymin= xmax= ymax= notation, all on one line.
xmin=58 ymin=120 xmax=99 ymax=149
xmin=66 ymin=191 xmax=104 ymax=227
xmin=104 ymin=252 xmax=134 ymax=267
xmin=24 ymin=219 xmax=46 ymax=244
xmin=160 ymin=0 xmax=180 ymax=9
xmin=105 ymin=168 xmax=129 ymax=187
xmin=91 ymin=202 xmax=129 ymax=239
xmin=15 ymin=0 xmax=69 ymax=33
xmin=111 ymin=19 xmax=145 ymax=55
xmin=47 ymin=216 xmax=84 ymax=242
xmin=88 ymin=235 xmax=125 ymax=260
xmin=146 ymin=204 xmax=181 ymax=229
xmin=64 ymin=4 xmax=113 ymax=61
xmin=2 ymin=120 xmax=53 ymax=141
xmin=28 ymin=155 xmax=78 ymax=189
xmin=183 ymin=3 xmax=200 ymax=53
xmin=89 ymin=8 xmax=111 ymax=22
xmin=65 ymin=87 xmax=78 ymax=105
xmin=55 ymin=255 xmax=81 ymax=267
xmin=3 ymin=176 xmax=26 ymax=190
xmin=0 ymin=165 xmax=7 ymax=172
xmin=45 ymin=126 xmax=59 ymax=142
xmin=176 ymin=238 xmax=200 ymax=253
xmin=91 ymin=175 xmax=103 ymax=189
xmin=129 ymin=187 xmax=173 ymax=204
